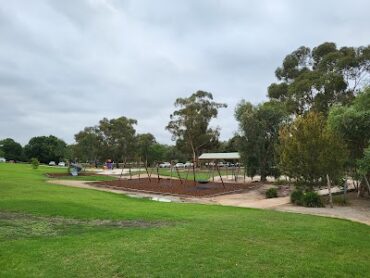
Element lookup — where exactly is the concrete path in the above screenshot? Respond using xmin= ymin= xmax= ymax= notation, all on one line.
xmin=274 ymin=203 xmax=370 ymax=225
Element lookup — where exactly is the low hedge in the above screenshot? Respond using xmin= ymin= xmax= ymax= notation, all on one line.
xmin=291 ymin=190 xmax=323 ymax=207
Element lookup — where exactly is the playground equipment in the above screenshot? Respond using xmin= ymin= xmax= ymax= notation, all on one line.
xmin=198 ymin=152 xmax=242 ymax=188
xmin=114 ymin=153 xmax=242 ymax=190
xmin=69 ymin=163 xmax=82 ymax=176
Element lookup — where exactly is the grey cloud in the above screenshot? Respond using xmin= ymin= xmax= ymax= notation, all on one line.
xmin=0 ymin=0 xmax=370 ymax=145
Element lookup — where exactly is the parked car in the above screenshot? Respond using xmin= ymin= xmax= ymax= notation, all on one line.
xmin=0 ymin=157 xmax=5 ymax=163
xmin=58 ymin=162 xmax=66 ymax=167
xmin=175 ymin=163 xmax=185 ymax=168
xmin=48 ymin=161 xmax=56 ymax=166
xmin=159 ymin=162 xmax=171 ymax=168
xmin=184 ymin=162 xmax=194 ymax=168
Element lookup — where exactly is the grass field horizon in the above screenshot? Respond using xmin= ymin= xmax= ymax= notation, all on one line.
xmin=0 ymin=163 xmax=369 ymax=277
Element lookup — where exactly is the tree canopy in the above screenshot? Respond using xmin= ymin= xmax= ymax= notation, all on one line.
xmin=74 ymin=126 xmax=104 ymax=162
xmin=268 ymin=42 xmax=370 ymax=115
xmin=99 ymin=117 xmax=137 ymax=162
xmin=327 ymin=87 xmax=370 ymax=164
xmin=235 ymin=101 xmax=288 ymax=181
xmin=278 ymin=112 xmax=347 ymax=187
xmin=74 ymin=116 xmax=137 ymax=163
xmin=24 ymin=135 xmax=67 ymax=163
xmin=0 ymin=138 xmax=24 ymax=161
xmin=166 ymin=90 xmax=227 ymax=163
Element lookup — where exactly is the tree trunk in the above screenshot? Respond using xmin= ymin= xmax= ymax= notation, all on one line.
xmin=260 ymin=173 xmax=267 ymax=182
xmin=343 ymin=176 xmax=347 ymax=203
xmin=326 ymin=174 xmax=333 ymax=208
xmin=363 ymin=175 xmax=370 ymax=195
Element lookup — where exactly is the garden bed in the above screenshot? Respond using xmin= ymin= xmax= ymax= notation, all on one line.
xmin=92 ymin=178 xmax=259 ymax=197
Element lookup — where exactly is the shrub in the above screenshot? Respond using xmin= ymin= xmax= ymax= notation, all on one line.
xmin=332 ymin=196 xmax=349 ymax=206
xmin=265 ymin=187 xmax=278 ymax=198
xmin=274 ymin=178 xmax=288 ymax=185
xmin=302 ymin=192 xmax=323 ymax=207
xmin=290 ymin=190 xmax=304 ymax=205
xmin=30 ymin=158 xmax=39 ymax=169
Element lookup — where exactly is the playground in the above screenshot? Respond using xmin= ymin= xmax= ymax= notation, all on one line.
xmin=92 ymin=177 xmax=260 ymax=197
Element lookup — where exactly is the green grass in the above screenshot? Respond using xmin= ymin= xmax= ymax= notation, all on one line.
xmin=0 ymin=163 xmax=369 ymax=277
xmin=53 ymin=175 xmax=118 ymax=181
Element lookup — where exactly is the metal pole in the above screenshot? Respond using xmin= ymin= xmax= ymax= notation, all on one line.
xmin=216 ymin=165 xmax=225 ymax=189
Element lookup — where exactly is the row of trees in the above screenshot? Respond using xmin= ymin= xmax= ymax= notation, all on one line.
xmin=0 ymin=132 xmax=190 ymax=166
xmin=235 ymin=42 xmax=370 ymax=195
xmin=2 ymin=42 xmax=369 ymax=195
xmin=0 ymin=136 xmax=69 ymax=164
xmin=72 ymin=117 xmax=189 ymax=165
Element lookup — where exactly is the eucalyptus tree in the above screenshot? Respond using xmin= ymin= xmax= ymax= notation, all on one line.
xmin=74 ymin=126 xmax=103 ymax=162
xmin=268 ymin=42 xmax=370 ymax=115
xmin=135 ymin=133 xmax=156 ymax=163
xmin=166 ymin=90 xmax=227 ymax=164
xmin=328 ymin=87 xmax=370 ymax=164
xmin=98 ymin=117 xmax=137 ymax=162
xmin=235 ymin=101 xmax=288 ymax=181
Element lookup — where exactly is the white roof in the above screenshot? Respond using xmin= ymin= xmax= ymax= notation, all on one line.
xmin=198 ymin=152 xmax=240 ymax=160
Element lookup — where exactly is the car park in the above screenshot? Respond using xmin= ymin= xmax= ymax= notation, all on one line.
xmin=184 ymin=162 xmax=194 ymax=168
xmin=159 ymin=162 xmax=171 ymax=168
xmin=175 ymin=163 xmax=185 ymax=168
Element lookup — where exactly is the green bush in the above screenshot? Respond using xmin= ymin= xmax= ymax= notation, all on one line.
xmin=302 ymin=192 xmax=323 ymax=207
xmin=328 ymin=195 xmax=349 ymax=206
xmin=30 ymin=158 xmax=39 ymax=169
xmin=290 ymin=190 xmax=304 ymax=205
xmin=265 ymin=187 xmax=278 ymax=198
xmin=274 ymin=178 xmax=288 ymax=185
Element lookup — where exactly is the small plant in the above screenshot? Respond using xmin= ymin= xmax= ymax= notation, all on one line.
xmin=290 ymin=189 xmax=304 ymax=205
xmin=302 ymin=192 xmax=323 ymax=207
xmin=329 ymin=195 xmax=349 ymax=206
xmin=265 ymin=187 xmax=278 ymax=198
xmin=274 ymin=178 xmax=288 ymax=185
xmin=30 ymin=158 xmax=39 ymax=169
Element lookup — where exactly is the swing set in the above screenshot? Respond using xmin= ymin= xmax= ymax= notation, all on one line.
xmin=116 ymin=152 xmax=242 ymax=190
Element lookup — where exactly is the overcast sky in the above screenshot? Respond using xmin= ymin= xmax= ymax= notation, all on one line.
xmin=1 ymin=0 xmax=369 ymax=145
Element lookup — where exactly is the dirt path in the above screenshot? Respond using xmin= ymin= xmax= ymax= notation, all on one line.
xmin=48 ymin=179 xmax=370 ymax=226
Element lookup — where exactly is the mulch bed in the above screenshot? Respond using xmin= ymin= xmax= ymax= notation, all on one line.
xmin=92 ymin=178 xmax=260 ymax=197
xmin=46 ymin=173 xmax=95 ymax=178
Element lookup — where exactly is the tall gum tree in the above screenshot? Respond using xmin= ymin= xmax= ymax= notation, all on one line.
xmin=166 ymin=90 xmax=227 ymax=165
xmin=235 ymin=101 xmax=288 ymax=181
xmin=268 ymin=42 xmax=370 ymax=115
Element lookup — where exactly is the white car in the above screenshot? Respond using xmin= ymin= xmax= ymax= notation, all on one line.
xmin=175 ymin=163 xmax=185 ymax=168
xmin=58 ymin=162 xmax=66 ymax=167
xmin=184 ymin=162 xmax=194 ymax=168
xmin=0 ymin=157 xmax=6 ymax=163
xmin=49 ymin=161 xmax=56 ymax=166
xmin=159 ymin=162 xmax=171 ymax=168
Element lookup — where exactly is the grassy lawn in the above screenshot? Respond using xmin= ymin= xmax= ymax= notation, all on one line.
xmin=52 ymin=175 xmax=118 ymax=182
xmin=0 ymin=163 xmax=369 ymax=277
